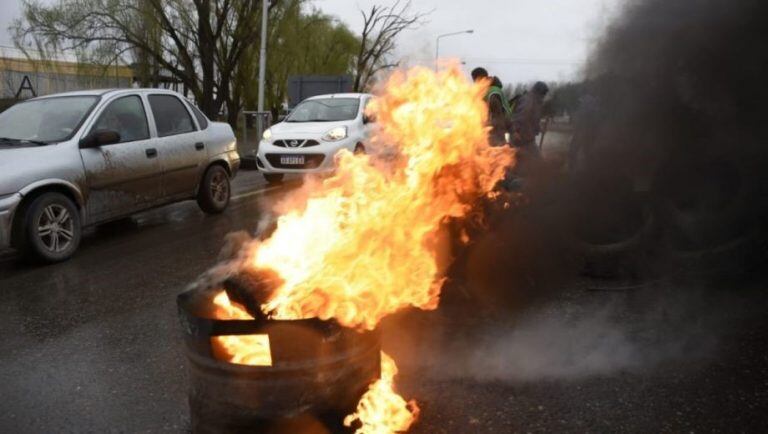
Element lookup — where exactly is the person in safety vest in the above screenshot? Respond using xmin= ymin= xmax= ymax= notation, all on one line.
xmin=471 ymin=67 xmax=511 ymax=146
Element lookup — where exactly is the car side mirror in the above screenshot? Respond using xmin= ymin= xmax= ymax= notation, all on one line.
xmin=80 ymin=129 xmax=121 ymax=148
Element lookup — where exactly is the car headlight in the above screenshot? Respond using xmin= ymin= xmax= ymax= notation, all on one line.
xmin=262 ymin=128 xmax=272 ymax=141
xmin=322 ymin=126 xmax=347 ymax=142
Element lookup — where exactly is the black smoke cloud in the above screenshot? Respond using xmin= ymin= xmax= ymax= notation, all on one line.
xmin=585 ymin=0 xmax=768 ymax=214
xmin=578 ymin=0 xmax=768 ymax=279
xmin=481 ymin=0 xmax=768 ymax=287
xmin=434 ymin=0 xmax=768 ymax=380
xmin=376 ymin=0 xmax=768 ymax=392
xmin=589 ymin=0 xmax=768 ymax=149
xmin=435 ymin=1 xmax=768 ymax=369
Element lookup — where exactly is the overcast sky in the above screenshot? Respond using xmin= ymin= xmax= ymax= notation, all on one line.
xmin=0 ymin=0 xmax=22 ymax=46
xmin=311 ymin=0 xmax=627 ymax=85
xmin=1 ymin=0 xmax=628 ymax=85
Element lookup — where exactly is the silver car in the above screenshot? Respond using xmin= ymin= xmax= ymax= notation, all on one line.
xmin=0 ymin=89 xmax=240 ymax=262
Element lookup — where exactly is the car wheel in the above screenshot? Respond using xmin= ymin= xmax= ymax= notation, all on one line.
xmin=197 ymin=165 xmax=231 ymax=214
xmin=18 ymin=192 xmax=81 ymax=263
xmin=354 ymin=144 xmax=366 ymax=155
xmin=263 ymin=173 xmax=284 ymax=184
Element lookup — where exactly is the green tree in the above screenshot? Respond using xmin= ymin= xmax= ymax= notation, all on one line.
xmin=258 ymin=4 xmax=359 ymax=117
xmin=222 ymin=0 xmax=360 ymax=120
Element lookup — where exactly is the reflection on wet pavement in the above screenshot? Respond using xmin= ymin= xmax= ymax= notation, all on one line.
xmin=0 ymin=171 xmax=294 ymax=431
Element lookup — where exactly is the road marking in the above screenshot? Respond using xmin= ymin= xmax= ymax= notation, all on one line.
xmin=230 ymin=185 xmax=283 ymax=201
xmin=231 ymin=178 xmax=304 ymax=202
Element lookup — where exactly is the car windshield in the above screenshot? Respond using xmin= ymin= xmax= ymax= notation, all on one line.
xmin=286 ymin=98 xmax=360 ymax=122
xmin=0 ymin=96 xmax=98 ymax=143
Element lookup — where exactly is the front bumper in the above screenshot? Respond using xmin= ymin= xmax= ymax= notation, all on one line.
xmin=256 ymin=139 xmax=353 ymax=174
xmin=0 ymin=193 xmax=22 ymax=249
xmin=227 ymin=150 xmax=241 ymax=177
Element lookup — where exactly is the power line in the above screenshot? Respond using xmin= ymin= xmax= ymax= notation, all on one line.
xmin=463 ymin=58 xmax=584 ymax=66
xmin=410 ymin=56 xmax=584 ymax=66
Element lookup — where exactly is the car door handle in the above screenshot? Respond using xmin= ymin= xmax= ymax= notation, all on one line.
xmin=145 ymin=148 xmax=158 ymax=158
xmin=195 ymin=142 xmax=205 ymax=151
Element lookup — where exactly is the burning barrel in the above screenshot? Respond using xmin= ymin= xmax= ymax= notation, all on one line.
xmin=177 ymin=286 xmax=381 ymax=433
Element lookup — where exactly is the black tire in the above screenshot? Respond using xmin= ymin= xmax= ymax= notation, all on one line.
xmin=197 ymin=165 xmax=231 ymax=214
xmin=354 ymin=144 xmax=366 ymax=155
xmin=564 ymin=172 xmax=657 ymax=279
xmin=263 ymin=173 xmax=284 ymax=184
xmin=17 ymin=192 xmax=82 ymax=263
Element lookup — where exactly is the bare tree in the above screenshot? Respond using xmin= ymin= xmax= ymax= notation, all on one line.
xmin=353 ymin=0 xmax=428 ymax=92
xmin=13 ymin=0 xmax=272 ymax=123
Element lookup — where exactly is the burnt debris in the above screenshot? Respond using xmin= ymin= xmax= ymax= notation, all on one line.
xmin=222 ymin=267 xmax=284 ymax=319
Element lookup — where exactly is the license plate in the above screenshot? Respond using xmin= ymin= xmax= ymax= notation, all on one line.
xmin=280 ymin=155 xmax=305 ymax=165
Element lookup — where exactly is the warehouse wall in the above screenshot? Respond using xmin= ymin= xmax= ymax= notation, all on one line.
xmin=1 ymin=69 xmax=132 ymax=99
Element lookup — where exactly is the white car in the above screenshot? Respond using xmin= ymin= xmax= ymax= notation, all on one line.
xmin=256 ymin=93 xmax=374 ymax=183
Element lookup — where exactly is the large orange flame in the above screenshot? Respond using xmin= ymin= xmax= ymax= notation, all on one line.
xmin=248 ymin=65 xmax=513 ymax=329
xmin=212 ymin=65 xmax=513 ymax=433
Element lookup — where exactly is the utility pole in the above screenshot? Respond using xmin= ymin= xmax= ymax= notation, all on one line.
xmin=257 ymin=0 xmax=269 ymax=112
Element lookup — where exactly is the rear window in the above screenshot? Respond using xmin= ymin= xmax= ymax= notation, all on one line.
xmin=148 ymin=95 xmax=196 ymax=137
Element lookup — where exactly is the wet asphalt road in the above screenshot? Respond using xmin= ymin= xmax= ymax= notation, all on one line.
xmin=1 ymin=170 xmax=767 ymax=433
xmin=0 ymin=170 xmax=288 ymax=432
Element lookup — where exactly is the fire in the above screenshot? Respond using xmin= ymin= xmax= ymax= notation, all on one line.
xmin=212 ymin=65 xmax=513 ymax=432
xmin=210 ymin=291 xmax=272 ymax=366
xmin=247 ymin=65 xmax=513 ymax=329
xmin=344 ymin=352 xmax=419 ymax=434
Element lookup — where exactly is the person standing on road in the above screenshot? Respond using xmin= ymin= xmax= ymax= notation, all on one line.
xmin=569 ymin=90 xmax=600 ymax=170
xmin=471 ymin=67 xmax=512 ymax=146
xmin=511 ymin=81 xmax=549 ymax=153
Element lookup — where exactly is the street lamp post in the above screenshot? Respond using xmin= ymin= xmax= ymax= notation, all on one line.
xmin=435 ymin=29 xmax=474 ymax=71
xmin=255 ymin=0 xmax=270 ymax=148
xmin=257 ymin=0 xmax=269 ymax=112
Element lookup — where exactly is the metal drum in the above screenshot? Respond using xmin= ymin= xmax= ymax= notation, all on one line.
xmin=177 ymin=288 xmax=381 ymax=433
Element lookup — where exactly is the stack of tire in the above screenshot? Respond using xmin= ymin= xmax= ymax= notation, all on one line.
xmin=565 ymin=171 xmax=656 ymax=280
xmin=654 ymin=155 xmax=765 ymax=282
xmin=568 ymin=154 xmax=766 ymax=282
